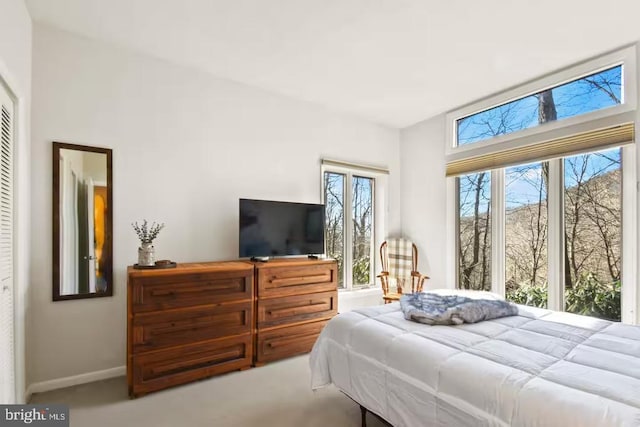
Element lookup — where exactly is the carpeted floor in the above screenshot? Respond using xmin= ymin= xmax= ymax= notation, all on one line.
xmin=30 ymin=355 xmax=386 ymax=427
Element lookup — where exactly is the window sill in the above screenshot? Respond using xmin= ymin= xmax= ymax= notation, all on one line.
xmin=338 ymin=287 xmax=382 ymax=297
xmin=337 ymin=287 xmax=384 ymax=313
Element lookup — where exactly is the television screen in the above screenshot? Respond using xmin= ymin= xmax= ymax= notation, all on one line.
xmin=239 ymin=199 xmax=325 ymax=258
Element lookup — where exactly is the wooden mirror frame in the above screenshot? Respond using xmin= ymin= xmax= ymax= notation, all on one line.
xmin=52 ymin=142 xmax=113 ymax=301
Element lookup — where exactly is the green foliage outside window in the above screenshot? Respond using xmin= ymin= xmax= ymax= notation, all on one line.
xmin=507 ymin=284 xmax=548 ymax=308
xmin=506 ymin=273 xmax=621 ymax=322
xmin=565 ymin=274 xmax=621 ymax=321
xmin=352 ymin=256 xmax=371 ymax=286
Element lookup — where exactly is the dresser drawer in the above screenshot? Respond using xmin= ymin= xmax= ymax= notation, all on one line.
xmin=131 ymin=270 xmax=253 ymax=313
xmin=257 ymin=263 xmax=336 ymax=298
xmin=257 ymin=291 xmax=337 ymax=328
xmin=131 ymin=335 xmax=251 ymax=396
xmin=256 ymin=320 xmax=329 ymax=363
xmin=131 ymin=302 xmax=252 ymax=353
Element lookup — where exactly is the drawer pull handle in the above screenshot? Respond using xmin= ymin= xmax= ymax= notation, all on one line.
xmin=267 ymin=301 xmax=327 ymax=317
xmin=151 ymin=290 xmax=176 ymax=297
xmin=268 ymin=274 xmax=329 ymax=286
xmin=266 ymin=335 xmax=315 ymax=349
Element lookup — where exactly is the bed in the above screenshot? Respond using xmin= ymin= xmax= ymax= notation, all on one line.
xmin=310 ymin=294 xmax=640 ymax=427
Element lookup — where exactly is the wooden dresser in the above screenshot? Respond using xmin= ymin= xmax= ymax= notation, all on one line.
xmin=127 ymin=262 xmax=254 ymax=397
xmin=253 ymin=258 xmax=338 ymax=365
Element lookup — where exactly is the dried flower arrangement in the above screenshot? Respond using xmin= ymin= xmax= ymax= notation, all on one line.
xmin=132 ymin=219 xmax=165 ymax=244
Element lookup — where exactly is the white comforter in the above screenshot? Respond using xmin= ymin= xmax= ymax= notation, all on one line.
xmin=310 ymin=301 xmax=640 ymax=427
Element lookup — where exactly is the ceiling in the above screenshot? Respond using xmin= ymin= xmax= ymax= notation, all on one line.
xmin=25 ymin=0 xmax=640 ymax=128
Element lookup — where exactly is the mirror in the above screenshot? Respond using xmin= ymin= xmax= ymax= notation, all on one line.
xmin=53 ymin=142 xmax=113 ymax=301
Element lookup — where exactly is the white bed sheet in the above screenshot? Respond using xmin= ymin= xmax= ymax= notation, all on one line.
xmin=310 ymin=301 xmax=640 ymax=427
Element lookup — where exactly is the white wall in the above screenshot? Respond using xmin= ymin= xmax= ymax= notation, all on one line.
xmin=0 ymin=0 xmax=31 ymax=403
xmin=29 ymin=24 xmax=401 ymax=385
xmin=400 ymin=114 xmax=448 ymax=290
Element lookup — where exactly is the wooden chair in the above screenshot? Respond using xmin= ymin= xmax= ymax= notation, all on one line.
xmin=377 ymin=238 xmax=429 ymax=304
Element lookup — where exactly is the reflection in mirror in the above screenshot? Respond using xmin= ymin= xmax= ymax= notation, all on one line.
xmin=53 ymin=142 xmax=112 ymax=301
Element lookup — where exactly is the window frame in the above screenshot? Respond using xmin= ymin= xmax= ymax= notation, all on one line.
xmin=445 ymin=46 xmax=637 ymax=158
xmin=321 ymin=161 xmax=387 ymax=292
xmin=445 ymin=46 xmax=639 ymax=324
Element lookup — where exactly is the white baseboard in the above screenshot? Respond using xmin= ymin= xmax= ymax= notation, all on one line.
xmin=25 ymin=366 xmax=125 ymax=401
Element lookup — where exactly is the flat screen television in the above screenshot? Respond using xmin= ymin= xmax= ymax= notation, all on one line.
xmin=239 ymin=198 xmax=325 ymax=258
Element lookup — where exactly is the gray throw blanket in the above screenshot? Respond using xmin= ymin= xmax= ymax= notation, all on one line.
xmin=400 ymin=293 xmax=518 ymax=325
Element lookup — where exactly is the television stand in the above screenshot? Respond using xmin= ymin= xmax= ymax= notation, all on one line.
xmin=250 ymin=256 xmax=269 ymax=262
xmin=307 ymin=254 xmax=319 ymax=260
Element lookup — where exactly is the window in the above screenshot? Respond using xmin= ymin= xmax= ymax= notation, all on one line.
xmin=447 ymin=46 xmax=636 ymax=159
xmin=505 ymin=162 xmax=548 ymax=308
xmin=563 ymin=148 xmax=621 ymax=320
xmin=457 ymin=66 xmax=623 ymax=146
xmin=448 ymin=46 xmax=636 ymax=324
xmin=455 ymin=150 xmax=626 ymax=321
xmin=322 ymin=161 xmax=386 ymax=290
xmin=324 ymin=172 xmax=345 ymax=287
xmin=351 ymin=176 xmax=374 ymax=287
xmin=457 ymin=172 xmax=491 ymax=290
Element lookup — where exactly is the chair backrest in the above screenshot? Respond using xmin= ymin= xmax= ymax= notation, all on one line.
xmin=384 ymin=238 xmax=414 ymax=279
xmin=380 ymin=238 xmax=419 ymax=294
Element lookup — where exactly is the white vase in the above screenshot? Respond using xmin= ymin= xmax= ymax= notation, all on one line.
xmin=138 ymin=242 xmax=155 ymax=266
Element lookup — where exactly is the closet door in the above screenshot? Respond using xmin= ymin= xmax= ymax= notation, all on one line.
xmin=0 ymin=82 xmax=15 ymax=404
